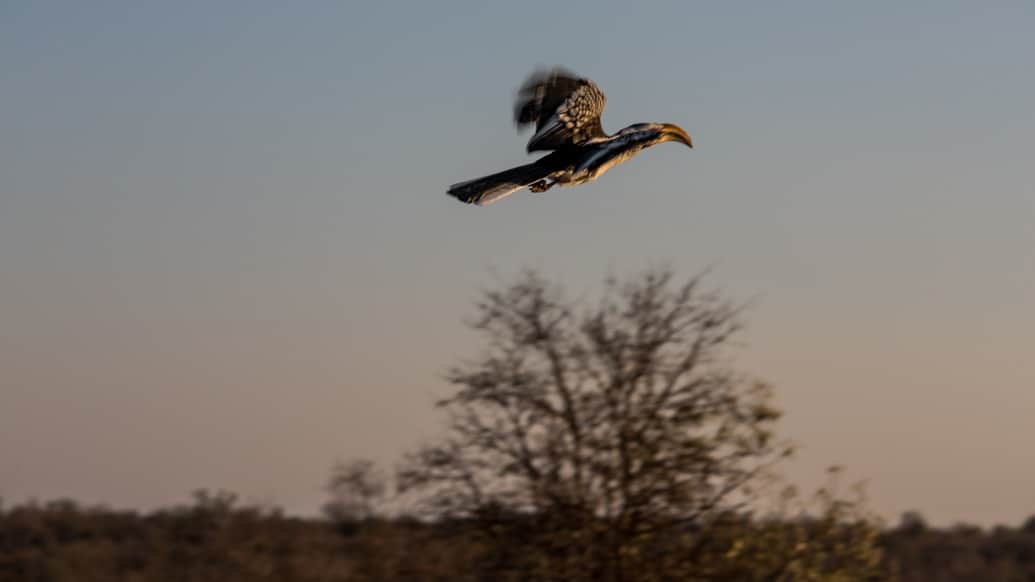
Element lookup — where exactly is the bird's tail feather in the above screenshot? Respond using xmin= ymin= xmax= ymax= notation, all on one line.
xmin=447 ymin=162 xmax=552 ymax=206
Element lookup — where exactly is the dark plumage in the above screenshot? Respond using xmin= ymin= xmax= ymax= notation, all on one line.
xmin=448 ymin=67 xmax=693 ymax=206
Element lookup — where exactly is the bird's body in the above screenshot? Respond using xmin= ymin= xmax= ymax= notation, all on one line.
xmin=447 ymin=68 xmax=693 ymax=206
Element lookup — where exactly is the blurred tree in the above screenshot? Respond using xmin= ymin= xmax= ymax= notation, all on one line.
xmin=1022 ymin=515 xmax=1035 ymax=535
xmin=898 ymin=510 xmax=929 ymax=536
xmin=396 ymin=266 xmax=888 ymax=581
xmin=323 ymin=459 xmax=387 ymax=535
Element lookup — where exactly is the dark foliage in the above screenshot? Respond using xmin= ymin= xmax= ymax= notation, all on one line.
xmin=883 ymin=512 xmax=1035 ymax=582
xmin=0 ymin=491 xmax=351 ymax=582
xmin=3 ymin=498 xmax=1034 ymax=581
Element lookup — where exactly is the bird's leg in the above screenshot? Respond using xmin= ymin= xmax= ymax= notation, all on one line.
xmin=529 ymin=179 xmax=554 ymax=193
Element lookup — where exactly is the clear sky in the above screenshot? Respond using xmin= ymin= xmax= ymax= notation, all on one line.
xmin=2 ymin=2 xmax=1033 ymax=526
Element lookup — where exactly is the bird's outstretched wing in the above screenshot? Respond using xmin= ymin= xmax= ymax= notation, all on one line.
xmin=513 ymin=68 xmax=607 ymax=153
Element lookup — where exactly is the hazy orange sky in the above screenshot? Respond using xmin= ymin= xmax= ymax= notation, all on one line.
xmin=2 ymin=2 xmax=1034 ymax=526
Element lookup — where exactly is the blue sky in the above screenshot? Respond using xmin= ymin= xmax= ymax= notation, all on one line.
xmin=2 ymin=2 xmax=1034 ymax=525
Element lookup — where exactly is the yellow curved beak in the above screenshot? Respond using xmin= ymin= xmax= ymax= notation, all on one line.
xmin=663 ymin=124 xmax=693 ymax=148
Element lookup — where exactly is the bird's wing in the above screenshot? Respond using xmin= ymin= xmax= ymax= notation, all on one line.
xmin=513 ymin=68 xmax=607 ymax=152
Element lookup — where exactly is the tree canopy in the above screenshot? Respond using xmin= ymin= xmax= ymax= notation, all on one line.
xmin=389 ymin=267 xmax=887 ymax=581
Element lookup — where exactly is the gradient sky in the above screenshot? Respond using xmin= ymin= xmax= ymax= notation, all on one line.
xmin=2 ymin=2 xmax=1034 ymax=526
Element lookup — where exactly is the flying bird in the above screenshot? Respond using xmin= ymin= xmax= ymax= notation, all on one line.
xmin=447 ymin=67 xmax=693 ymax=206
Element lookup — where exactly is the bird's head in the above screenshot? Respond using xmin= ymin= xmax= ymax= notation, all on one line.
xmin=611 ymin=122 xmax=694 ymax=153
xmin=620 ymin=123 xmax=693 ymax=149
xmin=658 ymin=123 xmax=693 ymax=148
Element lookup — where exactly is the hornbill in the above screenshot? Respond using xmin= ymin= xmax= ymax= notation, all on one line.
xmin=447 ymin=67 xmax=693 ymax=206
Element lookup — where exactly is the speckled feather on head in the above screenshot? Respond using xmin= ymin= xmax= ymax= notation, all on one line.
xmin=448 ymin=67 xmax=693 ymax=207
